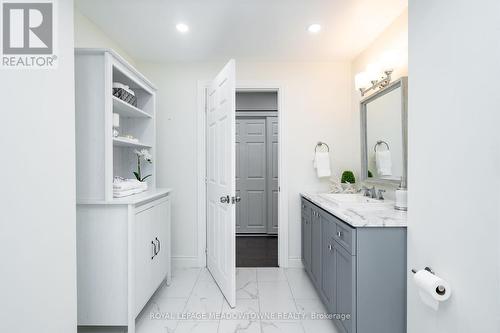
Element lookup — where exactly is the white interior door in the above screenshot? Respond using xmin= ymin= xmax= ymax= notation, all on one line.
xmin=206 ymin=59 xmax=236 ymax=307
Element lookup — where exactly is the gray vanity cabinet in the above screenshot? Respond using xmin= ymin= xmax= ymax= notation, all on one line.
xmin=301 ymin=196 xmax=407 ymax=333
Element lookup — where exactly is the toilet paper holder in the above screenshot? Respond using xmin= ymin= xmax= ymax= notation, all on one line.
xmin=411 ymin=266 xmax=434 ymax=275
xmin=411 ymin=266 xmax=447 ymax=295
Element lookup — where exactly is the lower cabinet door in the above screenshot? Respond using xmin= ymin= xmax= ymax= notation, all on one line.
xmin=302 ymin=214 xmax=312 ymax=273
xmin=311 ymin=210 xmax=322 ymax=286
xmin=134 ymin=204 xmax=155 ymax=316
xmin=134 ymin=197 xmax=171 ymax=317
xmin=151 ymin=198 xmax=170 ymax=288
xmin=335 ymin=242 xmax=356 ymax=333
xmin=321 ymin=217 xmax=336 ymax=312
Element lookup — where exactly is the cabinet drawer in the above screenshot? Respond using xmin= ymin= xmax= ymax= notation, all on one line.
xmin=333 ymin=218 xmax=356 ymax=255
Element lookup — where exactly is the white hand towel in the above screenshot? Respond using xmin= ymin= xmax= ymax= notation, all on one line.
xmin=314 ymin=152 xmax=331 ymax=178
xmin=375 ymin=150 xmax=392 ymax=176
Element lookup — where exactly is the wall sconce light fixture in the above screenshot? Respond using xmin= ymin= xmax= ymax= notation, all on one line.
xmin=355 ymin=50 xmax=403 ymax=96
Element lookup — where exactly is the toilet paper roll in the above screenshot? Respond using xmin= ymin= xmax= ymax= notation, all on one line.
xmin=413 ymin=269 xmax=451 ymax=310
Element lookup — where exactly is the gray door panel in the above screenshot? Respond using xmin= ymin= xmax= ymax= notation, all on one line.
xmin=311 ymin=208 xmax=322 ymax=287
xmin=335 ymin=242 xmax=356 ymax=333
xmin=236 ymin=118 xmax=267 ymax=233
xmin=267 ymin=117 xmax=279 ymax=234
xmin=321 ymin=216 xmax=336 ymax=311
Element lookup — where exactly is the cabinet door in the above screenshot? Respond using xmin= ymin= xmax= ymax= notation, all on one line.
xmin=335 ymin=242 xmax=356 ymax=333
xmin=310 ymin=209 xmax=322 ymax=287
xmin=321 ymin=216 xmax=336 ymax=312
xmin=151 ymin=198 xmax=171 ymax=289
xmin=302 ymin=214 xmax=311 ymax=273
xmin=134 ymin=205 xmax=155 ymax=317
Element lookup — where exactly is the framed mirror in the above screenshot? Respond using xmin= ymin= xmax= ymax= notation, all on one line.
xmin=360 ymin=77 xmax=408 ymax=186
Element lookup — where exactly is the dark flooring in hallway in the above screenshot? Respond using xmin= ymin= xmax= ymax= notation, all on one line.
xmin=236 ymin=235 xmax=278 ymax=267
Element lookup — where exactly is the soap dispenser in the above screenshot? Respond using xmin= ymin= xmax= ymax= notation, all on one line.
xmin=395 ymin=178 xmax=408 ymax=211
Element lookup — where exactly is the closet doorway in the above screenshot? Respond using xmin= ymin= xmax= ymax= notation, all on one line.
xmin=235 ymin=91 xmax=278 ymax=267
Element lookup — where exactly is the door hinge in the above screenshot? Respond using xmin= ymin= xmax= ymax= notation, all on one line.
xmin=205 ymin=248 xmax=207 ymax=254
xmin=204 ymin=177 xmax=207 ymax=184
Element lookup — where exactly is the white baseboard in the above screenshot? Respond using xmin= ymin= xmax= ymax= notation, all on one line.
xmin=287 ymin=257 xmax=304 ymax=268
xmin=172 ymin=256 xmax=202 ymax=268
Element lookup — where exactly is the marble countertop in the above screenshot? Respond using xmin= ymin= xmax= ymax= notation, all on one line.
xmin=301 ymin=192 xmax=407 ymax=228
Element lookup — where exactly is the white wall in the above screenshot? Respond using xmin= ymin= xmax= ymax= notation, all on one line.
xmin=74 ymin=9 xmax=136 ymax=65
xmin=408 ymin=1 xmax=500 ymax=332
xmin=0 ymin=1 xmax=77 ymax=332
xmin=136 ymin=61 xmax=353 ymax=265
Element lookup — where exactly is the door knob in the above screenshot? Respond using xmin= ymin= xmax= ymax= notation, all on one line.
xmin=232 ymin=196 xmax=241 ymax=204
xmin=220 ymin=195 xmax=230 ymax=203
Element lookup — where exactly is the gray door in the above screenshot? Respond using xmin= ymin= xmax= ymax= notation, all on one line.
xmin=266 ymin=117 xmax=278 ymax=234
xmin=236 ymin=118 xmax=267 ymax=233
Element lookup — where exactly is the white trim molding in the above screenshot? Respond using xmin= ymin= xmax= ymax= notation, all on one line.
xmin=196 ymin=80 xmax=289 ymax=268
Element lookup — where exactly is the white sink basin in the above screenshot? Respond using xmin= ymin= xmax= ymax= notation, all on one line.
xmin=319 ymin=193 xmax=393 ymax=209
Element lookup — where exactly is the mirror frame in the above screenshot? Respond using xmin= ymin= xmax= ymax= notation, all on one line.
xmin=360 ymin=76 xmax=408 ymax=187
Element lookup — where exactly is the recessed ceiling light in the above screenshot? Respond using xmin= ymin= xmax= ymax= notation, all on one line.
xmin=308 ymin=24 xmax=322 ymax=34
xmin=176 ymin=23 xmax=189 ymax=33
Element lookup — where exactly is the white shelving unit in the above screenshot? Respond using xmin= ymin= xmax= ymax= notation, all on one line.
xmin=75 ymin=49 xmax=172 ymax=333
xmin=75 ymin=48 xmax=157 ymax=201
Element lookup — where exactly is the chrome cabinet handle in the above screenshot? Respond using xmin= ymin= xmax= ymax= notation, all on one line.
xmin=220 ymin=195 xmax=230 ymax=204
xmin=151 ymin=241 xmax=157 ymax=260
xmin=328 ymin=244 xmax=332 ymax=251
xmin=155 ymin=237 xmax=161 ymax=255
xmin=337 ymin=231 xmax=342 ymax=237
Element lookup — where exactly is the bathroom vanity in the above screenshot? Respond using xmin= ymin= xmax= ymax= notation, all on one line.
xmin=300 ymin=193 xmax=407 ymax=333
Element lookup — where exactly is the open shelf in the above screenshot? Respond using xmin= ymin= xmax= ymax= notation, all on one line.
xmin=112 ymin=96 xmax=152 ymax=118
xmin=113 ymin=137 xmax=152 ymax=149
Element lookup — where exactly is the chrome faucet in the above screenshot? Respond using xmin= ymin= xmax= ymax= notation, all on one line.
xmin=360 ymin=186 xmax=377 ymax=198
xmin=360 ymin=186 xmax=386 ymax=200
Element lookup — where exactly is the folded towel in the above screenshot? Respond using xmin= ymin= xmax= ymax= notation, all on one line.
xmin=113 ymin=178 xmax=147 ymax=191
xmin=375 ymin=150 xmax=392 ymax=176
xmin=314 ymin=152 xmax=331 ymax=178
xmin=113 ymin=186 xmax=148 ymax=198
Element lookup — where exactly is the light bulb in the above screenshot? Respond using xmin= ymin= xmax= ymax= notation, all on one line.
xmin=355 ymin=72 xmax=370 ymax=90
xmin=380 ymin=50 xmax=403 ymax=71
xmin=176 ymin=23 xmax=189 ymax=33
xmin=366 ymin=63 xmax=382 ymax=82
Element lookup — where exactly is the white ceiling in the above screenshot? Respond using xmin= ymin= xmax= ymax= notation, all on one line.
xmin=75 ymin=0 xmax=407 ymax=63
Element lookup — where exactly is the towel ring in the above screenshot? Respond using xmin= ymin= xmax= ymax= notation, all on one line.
xmin=315 ymin=142 xmax=330 ymax=153
xmin=374 ymin=140 xmax=390 ymax=152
